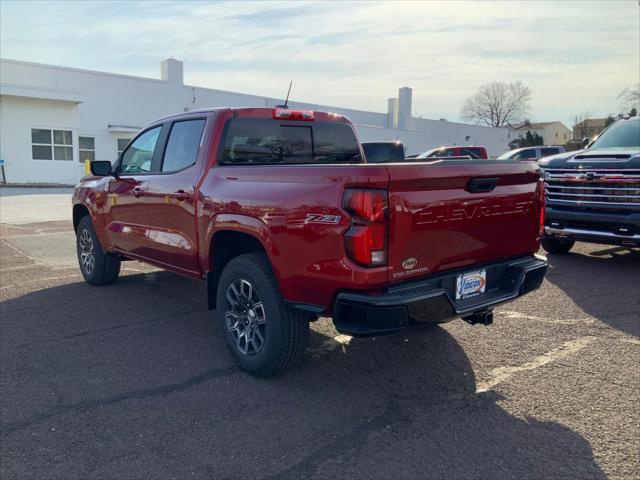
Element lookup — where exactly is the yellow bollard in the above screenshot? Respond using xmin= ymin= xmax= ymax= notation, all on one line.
xmin=84 ymin=159 xmax=90 ymax=175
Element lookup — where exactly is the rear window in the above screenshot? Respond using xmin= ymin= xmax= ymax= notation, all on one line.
xmin=220 ymin=119 xmax=361 ymax=165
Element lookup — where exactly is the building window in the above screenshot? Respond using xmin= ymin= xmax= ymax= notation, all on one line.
xmin=31 ymin=128 xmax=73 ymax=161
xmin=79 ymin=136 xmax=95 ymax=163
xmin=117 ymin=138 xmax=131 ymax=156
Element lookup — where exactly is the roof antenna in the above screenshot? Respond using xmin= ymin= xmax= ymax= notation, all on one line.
xmin=275 ymin=81 xmax=293 ymax=108
xmin=284 ymin=81 xmax=292 ymax=108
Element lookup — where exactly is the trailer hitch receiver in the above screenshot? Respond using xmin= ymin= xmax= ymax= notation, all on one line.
xmin=462 ymin=310 xmax=494 ymax=326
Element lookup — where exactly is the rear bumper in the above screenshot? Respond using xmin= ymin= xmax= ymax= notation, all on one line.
xmin=332 ymin=255 xmax=548 ymax=336
xmin=545 ymin=205 xmax=640 ymax=247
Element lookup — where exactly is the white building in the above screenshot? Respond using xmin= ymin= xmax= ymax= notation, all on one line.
xmin=512 ymin=121 xmax=572 ymax=146
xmin=0 ymin=58 xmax=513 ymax=185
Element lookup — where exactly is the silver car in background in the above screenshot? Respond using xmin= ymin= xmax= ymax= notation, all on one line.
xmin=498 ymin=146 xmax=565 ymax=161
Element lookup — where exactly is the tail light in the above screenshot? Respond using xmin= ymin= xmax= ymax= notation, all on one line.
xmin=538 ymin=179 xmax=545 ymax=237
xmin=273 ymin=109 xmax=314 ymax=121
xmin=343 ymin=189 xmax=388 ymax=267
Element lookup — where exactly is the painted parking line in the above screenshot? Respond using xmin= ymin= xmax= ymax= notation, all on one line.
xmin=498 ymin=310 xmax=597 ymax=325
xmin=476 ymin=336 xmax=596 ymax=393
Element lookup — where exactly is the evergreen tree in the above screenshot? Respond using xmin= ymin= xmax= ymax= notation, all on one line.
xmin=521 ymin=130 xmax=544 ymax=147
xmin=524 ymin=131 xmax=534 ymax=146
xmin=533 ymin=133 xmax=544 ymax=146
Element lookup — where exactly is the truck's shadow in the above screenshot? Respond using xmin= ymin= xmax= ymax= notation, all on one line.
xmin=1 ymin=271 xmax=605 ymax=479
xmin=544 ymin=246 xmax=640 ymax=336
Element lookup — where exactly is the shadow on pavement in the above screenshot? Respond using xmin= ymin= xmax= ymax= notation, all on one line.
xmin=544 ymin=246 xmax=640 ymax=337
xmin=1 ymin=270 xmax=606 ymax=479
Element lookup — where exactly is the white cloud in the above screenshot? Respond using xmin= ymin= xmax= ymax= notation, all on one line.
xmin=1 ymin=0 xmax=638 ymax=122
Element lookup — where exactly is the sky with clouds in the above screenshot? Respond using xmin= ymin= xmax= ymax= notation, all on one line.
xmin=1 ymin=0 xmax=638 ymax=125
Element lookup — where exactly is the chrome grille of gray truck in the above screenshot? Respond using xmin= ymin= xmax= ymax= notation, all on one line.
xmin=544 ymin=169 xmax=640 ymax=207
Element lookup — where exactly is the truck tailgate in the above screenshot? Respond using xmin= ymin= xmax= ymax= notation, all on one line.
xmin=386 ymin=161 xmax=542 ymax=283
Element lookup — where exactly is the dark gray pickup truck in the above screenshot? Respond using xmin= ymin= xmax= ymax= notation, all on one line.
xmin=539 ymin=116 xmax=640 ymax=253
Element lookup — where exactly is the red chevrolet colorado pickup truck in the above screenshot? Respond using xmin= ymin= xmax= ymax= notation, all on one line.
xmin=73 ymin=107 xmax=547 ymax=376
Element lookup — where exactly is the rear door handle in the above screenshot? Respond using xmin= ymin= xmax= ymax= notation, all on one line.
xmin=132 ymin=187 xmax=145 ymax=197
xmin=173 ymin=190 xmax=192 ymax=201
xmin=467 ymin=177 xmax=499 ymax=193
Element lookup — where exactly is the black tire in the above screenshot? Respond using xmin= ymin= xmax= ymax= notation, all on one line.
xmin=541 ymin=237 xmax=575 ymax=254
xmin=216 ymin=253 xmax=309 ymax=377
xmin=76 ymin=215 xmax=121 ymax=285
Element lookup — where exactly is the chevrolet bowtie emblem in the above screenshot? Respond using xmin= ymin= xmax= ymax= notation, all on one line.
xmin=570 ymin=171 xmax=601 ymax=181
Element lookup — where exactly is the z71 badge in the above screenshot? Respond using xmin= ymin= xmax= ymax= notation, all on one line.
xmin=304 ymin=214 xmax=342 ymax=225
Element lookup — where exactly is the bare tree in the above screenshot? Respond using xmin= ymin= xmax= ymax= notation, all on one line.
xmin=571 ymin=111 xmax=591 ymax=127
xmin=460 ymin=81 xmax=532 ymax=127
xmin=618 ymin=83 xmax=640 ymax=111
xmin=571 ymin=111 xmax=591 ymax=126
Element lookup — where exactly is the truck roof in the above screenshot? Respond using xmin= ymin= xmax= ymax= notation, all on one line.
xmin=152 ymin=107 xmax=350 ymax=125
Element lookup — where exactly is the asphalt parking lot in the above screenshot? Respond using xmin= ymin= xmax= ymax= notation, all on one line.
xmin=1 ymin=189 xmax=639 ymax=479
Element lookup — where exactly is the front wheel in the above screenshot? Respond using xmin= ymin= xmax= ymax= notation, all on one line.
xmin=541 ymin=237 xmax=575 ymax=254
xmin=216 ymin=253 xmax=309 ymax=377
xmin=76 ymin=216 xmax=121 ymax=285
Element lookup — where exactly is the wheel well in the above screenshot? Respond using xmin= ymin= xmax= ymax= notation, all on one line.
xmin=73 ymin=204 xmax=90 ymax=232
xmin=207 ymin=230 xmax=267 ymax=309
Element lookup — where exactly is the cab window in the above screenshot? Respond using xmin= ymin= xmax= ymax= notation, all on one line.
xmin=161 ymin=119 xmax=206 ymax=173
xmin=541 ymin=147 xmax=560 ymax=158
xmin=120 ymin=126 xmax=161 ymax=174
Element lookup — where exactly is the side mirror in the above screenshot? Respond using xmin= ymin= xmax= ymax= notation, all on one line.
xmin=90 ymin=160 xmax=113 ymax=177
xmin=582 ymin=137 xmax=590 ymax=149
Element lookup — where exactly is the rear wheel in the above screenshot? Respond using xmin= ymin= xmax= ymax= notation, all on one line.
xmin=216 ymin=253 xmax=309 ymax=377
xmin=76 ymin=216 xmax=121 ymax=285
xmin=541 ymin=237 xmax=575 ymax=254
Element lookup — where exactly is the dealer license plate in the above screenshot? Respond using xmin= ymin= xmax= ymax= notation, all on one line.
xmin=455 ymin=269 xmax=487 ymax=300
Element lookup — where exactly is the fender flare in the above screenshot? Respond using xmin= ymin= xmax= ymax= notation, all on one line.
xmin=201 ymin=213 xmax=281 ymax=275
xmin=202 ymin=214 xmax=283 ymax=310
xmin=73 ymin=187 xmax=111 ymax=250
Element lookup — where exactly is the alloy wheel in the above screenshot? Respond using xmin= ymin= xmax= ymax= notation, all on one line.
xmin=224 ymin=279 xmax=267 ymax=356
xmin=79 ymin=228 xmax=95 ymax=275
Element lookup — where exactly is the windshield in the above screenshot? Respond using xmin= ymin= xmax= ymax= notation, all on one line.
xmin=416 ymin=148 xmax=441 ymax=159
xmin=416 ymin=147 xmax=482 ymax=159
xmin=497 ymin=150 xmax=514 ymax=160
xmin=590 ymin=118 xmax=640 ymax=149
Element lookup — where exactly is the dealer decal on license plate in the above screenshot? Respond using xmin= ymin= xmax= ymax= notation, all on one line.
xmin=456 ymin=269 xmax=487 ymax=300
